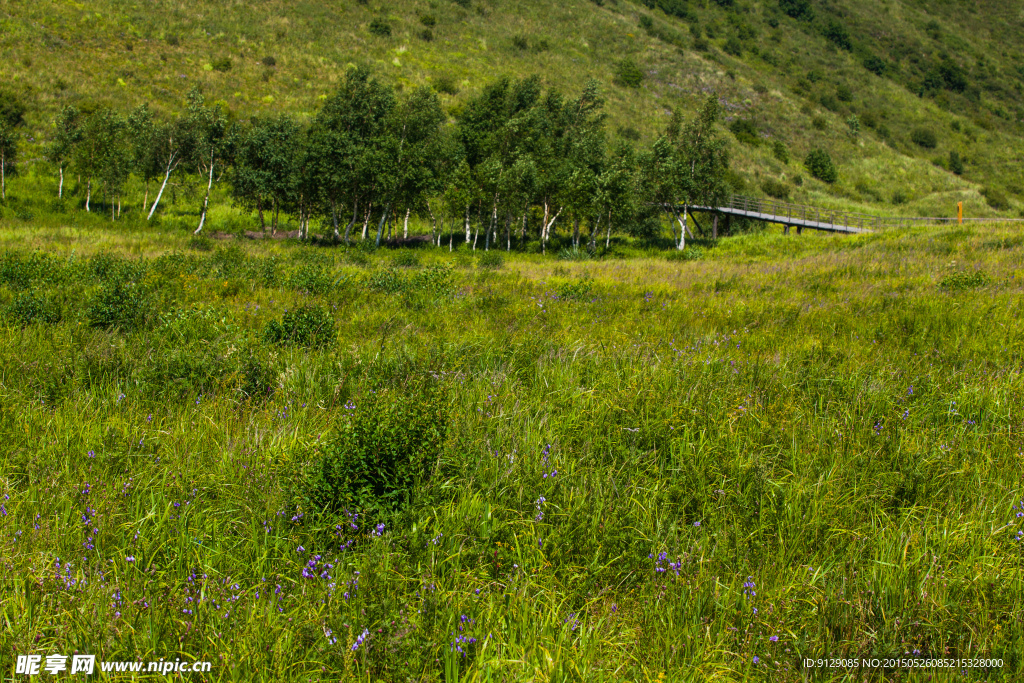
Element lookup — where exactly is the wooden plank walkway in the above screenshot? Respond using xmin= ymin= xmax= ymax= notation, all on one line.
xmin=688 ymin=195 xmax=1024 ymax=235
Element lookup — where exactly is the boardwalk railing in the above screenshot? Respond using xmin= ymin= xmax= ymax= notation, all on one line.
xmin=703 ymin=195 xmax=1024 ymax=232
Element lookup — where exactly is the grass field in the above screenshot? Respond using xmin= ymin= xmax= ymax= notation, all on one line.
xmin=0 ymin=213 xmax=1022 ymax=681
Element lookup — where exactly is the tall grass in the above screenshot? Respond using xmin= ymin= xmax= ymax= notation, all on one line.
xmin=0 ymin=218 xmax=1022 ymax=679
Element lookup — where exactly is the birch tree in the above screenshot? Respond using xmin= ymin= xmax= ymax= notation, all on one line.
xmin=46 ymin=105 xmax=82 ymax=200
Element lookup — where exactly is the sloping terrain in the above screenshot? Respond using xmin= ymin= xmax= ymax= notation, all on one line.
xmin=1 ymin=0 xmax=1023 ymax=217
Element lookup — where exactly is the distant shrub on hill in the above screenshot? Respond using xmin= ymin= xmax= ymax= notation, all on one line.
xmin=614 ymin=59 xmax=645 ymax=88
xmin=761 ymin=178 xmax=790 ymax=199
xmin=729 ymin=119 xmax=760 ymax=146
xmin=805 ymin=149 xmax=837 ymax=184
xmin=822 ymin=19 xmax=852 ymax=50
xmin=910 ymin=127 xmax=937 ymax=148
xmin=779 ymin=0 xmax=813 ymax=21
xmin=261 ymin=55 xmax=276 ymax=67
xmin=982 ymin=187 xmax=1009 ymax=210
xmin=369 ymin=18 xmax=392 ymax=37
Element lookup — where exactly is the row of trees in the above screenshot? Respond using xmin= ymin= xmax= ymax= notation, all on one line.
xmin=23 ymin=68 xmax=731 ymax=250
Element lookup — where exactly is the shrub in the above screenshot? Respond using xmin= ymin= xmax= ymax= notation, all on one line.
xmin=391 ymin=250 xmax=420 ymax=268
xmin=263 ymin=305 xmax=336 ymax=348
xmin=863 ymin=55 xmax=886 ymax=75
xmin=369 ymin=18 xmax=392 ymax=37
xmin=805 ymin=149 xmax=837 ymax=184
xmin=729 ymin=119 xmax=760 ymax=146
xmin=261 ymin=55 xmax=276 ymax=67
xmin=822 ymin=19 xmax=852 ymax=50
xmin=812 ymin=116 xmax=828 ymax=131
xmin=949 ymin=151 xmax=964 ymax=175
xmin=188 ymin=235 xmax=213 ymax=252
xmin=910 ymin=127 xmax=938 ymax=149
xmin=891 ymin=190 xmax=907 ymax=205
xmin=237 ymin=352 xmax=277 ymax=403
xmin=512 ymin=35 xmax=529 ymax=50
xmin=409 ymin=264 xmax=454 ymax=295
xmin=212 ymin=57 xmax=232 ymax=72
xmin=4 ymin=292 xmax=61 ymax=326
xmin=293 ymin=381 xmax=450 ymax=520
xmin=419 ymin=28 xmax=434 ymax=41
xmin=86 ymin=281 xmax=146 ymax=331
xmin=939 ymin=270 xmax=990 ymax=290
xmin=779 ymin=0 xmax=813 ymax=21
xmin=982 ymin=187 xmax=1009 ymax=210
xmin=819 ymin=94 xmax=840 ymax=112
xmin=693 ymin=36 xmax=710 ymax=52
xmin=723 ymin=36 xmax=743 ymax=57
xmin=614 ymin=59 xmax=645 ymax=89
xmin=557 ymin=246 xmax=593 ymax=261
xmin=556 ymin=278 xmax=594 ymax=301
xmin=365 ymin=267 xmax=407 ymax=294
xmin=761 ymin=178 xmax=790 ymax=200
xmin=618 ymin=126 xmax=641 ymax=141
xmin=478 ymin=251 xmax=503 ymax=269
xmin=772 ymin=140 xmax=789 ymax=163
xmin=433 ymin=74 xmax=459 ymax=95
xmin=836 ymin=84 xmax=853 ymax=102
xmin=419 ymin=14 xmax=436 ymax=27
xmin=288 ymin=262 xmax=337 ymax=295
xmin=666 ymin=246 xmax=704 ymax=261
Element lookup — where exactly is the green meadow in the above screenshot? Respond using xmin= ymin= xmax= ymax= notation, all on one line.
xmin=0 ymin=209 xmax=1022 ymax=680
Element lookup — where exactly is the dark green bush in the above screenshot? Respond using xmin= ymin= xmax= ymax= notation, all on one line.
xmin=939 ymin=270 xmax=990 ymax=290
xmin=512 ymin=35 xmax=529 ymax=50
xmin=556 ymin=278 xmax=594 ymax=301
xmin=779 ymin=0 xmax=813 ymax=21
xmin=819 ymin=94 xmax=840 ymax=112
xmin=212 ymin=57 xmax=232 ymax=72
xmin=478 ymin=251 xmax=503 ymax=269
xmin=263 ymin=305 xmax=336 ymax=348
xmin=409 ymin=264 xmax=455 ymax=295
xmin=293 ymin=381 xmax=450 ymax=520
xmin=86 ymin=281 xmax=146 ymax=330
xmin=666 ymin=246 xmax=704 ymax=261
xmin=188 ymin=235 xmax=213 ymax=252
xmin=419 ymin=28 xmax=434 ymax=41
xmin=772 ymin=140 xmax=789 ymax=163
xmin=4 ymin=292 xmax=61 ymax=326
xmin=836 ymin=84 xmax=853 ymax=102
xmin=761 ymin=178 xmax=790 ymax=200
xmin=723 ymin=36 xmax=743 ymax=57
xmin=419 ymin=13 xmax=436 ymax=27
xmin=369 ymin=18 xmax=392 ymax=37
xmin=949 ymin=151 xmax=964 ymax=175
xmin=822 ymin=19 xmax=852 ymax=50
xmin=812 ymin=116 xmax=828 ymax=131
xmin=982 ymin=187 xmax=1009 ymax=210
xmin=142 ymin=348 xmax=226 ymax=399
xmin=261 ymin=55 xmax=276 ymax=67
xmin=365 ymin=267 xmax=407 ymax=294
xmin=288 ymin=262 xmax=336 ymax=295
xmin=863 ymin=55 xmax=886 ymax=76
xmin=911 ymin=127 xmax=938 ymax=148
xmin=391 ymin=250 xmax=420 ymax=268
xmin=805 ymin=149 xmax=838 ymax=184
xmin=237 ymin=352 xmax=277 ymax=403
xmin=433 ymin=74 xmax=459 ymax=95
xmin=614 ymin=59 xmax=645 ymax=88
xmin=729 ymin=119 xmax=760 ymax=146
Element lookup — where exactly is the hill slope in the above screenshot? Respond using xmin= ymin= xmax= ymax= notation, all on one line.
xmin=2 ymin=0 xmax=1024 ymax=218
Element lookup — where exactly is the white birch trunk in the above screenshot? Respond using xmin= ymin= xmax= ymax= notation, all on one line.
xmin=403 ymin=207 xmax=410 ymax=240
xmin=148 ymin=161 xmax=175 ymax=220
xmin=58 ymin=166 xmax=64 ymax=199
xmin=464 ymin=206 xmax=471 ymax=243
xmin=85 ymin=179 xmax=91 ymax=212
xmin=194 ymin=155 xmax=214 ymax=235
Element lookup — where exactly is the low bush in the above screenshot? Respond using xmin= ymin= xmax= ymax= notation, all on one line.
xmin=667 ymin=246 xmax=705 ymax=261
xmin=4 ymin=292 xmax=61 ymax=326
xmin=86 ymin=281 xmax=146 ymax=331
xmin=556 ymin=278 xmax=594 ymax=301
xmin=288 ymin=262 xmax=337 ymax=295
xmin=772 ymin=140 xmax=789 ymax=163
xmin=391 ymin=251 xmax=420 ymax=268
xmin=939 ymin=270 xmax=990 ymax=290
xmin=761 ymin=178 xmax=790 ymax=199
xmin=263 ymin=305 xmax=336 ymax=348
xmin=478 ymin=251 xmax=503 ymax=269
xmin=911 ymin=127 xmax=938 ymax=149
xmin=729 ymin=119 xmax=760 ymax=146
xmin=368 ymin=18 xmax=392 ymax=37
xmin=292 ymin=381 xmax=450 ymax=520
xmin=982 ymin=187 xmax=1009 ymax=210
xmin=804 ymin=149 xmax=838 ymax=184
xmin=614 ymin=59 xmax=645 ymax=89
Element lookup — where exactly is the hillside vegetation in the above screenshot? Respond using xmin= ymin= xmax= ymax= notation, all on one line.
xmin=2 ymin=0 xmax=1024 ymax=220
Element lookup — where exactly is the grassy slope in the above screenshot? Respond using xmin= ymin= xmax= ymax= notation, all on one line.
xmin=2 ymin=0 xmax=1024 ymax=221
xmin=0 ymin=222 xmax=1022 ymax=679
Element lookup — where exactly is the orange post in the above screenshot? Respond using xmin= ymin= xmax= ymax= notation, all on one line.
xmin=958 ymin=201 xmax=963 ymax=225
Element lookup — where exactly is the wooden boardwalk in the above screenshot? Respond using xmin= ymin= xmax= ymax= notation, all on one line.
xmin=689 ymin=195 xmax=1024 ymax=235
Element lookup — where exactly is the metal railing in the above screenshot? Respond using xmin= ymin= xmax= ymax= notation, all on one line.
xmin=703 ymin=195 xmax=1024 ymax=232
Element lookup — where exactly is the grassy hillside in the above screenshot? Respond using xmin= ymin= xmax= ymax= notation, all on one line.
xmin=2 ymin=0 xmax=1024 ymax=220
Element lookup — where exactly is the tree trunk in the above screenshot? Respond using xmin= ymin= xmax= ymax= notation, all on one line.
xmin=677 ymin=204 xmax=688 ymax=250
xmin=111 ymin=195 xmax=116 ymax=222
xmin=272 ymin=199 xmax=279 ymax=236
xmin=520 ymin=205 xmax=528 ymax=241
xmin=426 ymin=201 xmax=437 ymax=246
xmin=195 ymin=155 xmax=215 ymax=235
xmin=374 ymin=203 xmax=392 ymax=248
xmin=712 ymin=213 xmax=718 ymax=240
xmin=85 ymin=179 xmax=91 ymax=212
xmin=142 ymin=181 xmax=148 ymax=214
xmin=605 ymin=209 xmax=613 ymax=248
xmin=1 ymin=155 xmax=5 ymax=200
xmin=485 ymin=195 xmax=498 ymax=251
xmin=589 ymin=214 xmax=601 ymax=251
xmin=541 ymin=204 xmax=561 ymax=254
xmin=148 ymin=160 xmax=176 ymax=220
xmin=257 ymin=197 xmax=266 ymax=232
xmin=58 ymin=166 xmax=64 ymax=200
xmin=449 ymin=225 xmax=453 ymax=252
xmin=362 ymin=204 xmax=371 ymax=240
xmin=117 ymin=195 xmax=121 ymax=218
xmin=464 ymin=205 xmax=471 ymax=243
xmin=505 ymin=212 xmax=511 ymax=251
xmin=572 ymin=216 xmax=580 ymax=248
xmin=403 ymin=207 xmax=410 ymax=240
xmin=332 ymin=201 xmax=340 ymax=240
xmin=344 ymin=201 xmax=358 ymax=243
